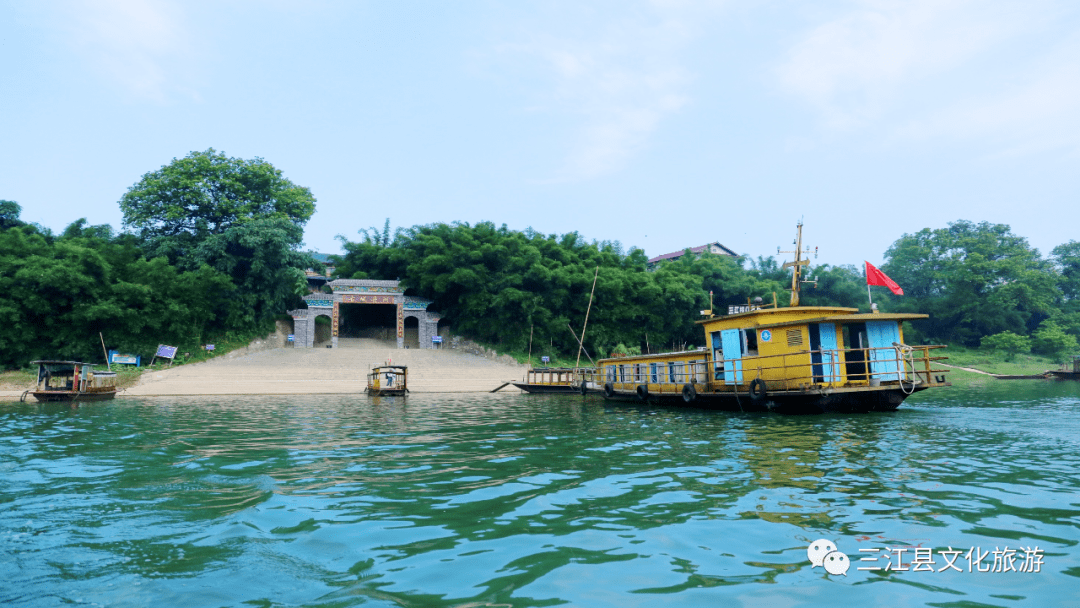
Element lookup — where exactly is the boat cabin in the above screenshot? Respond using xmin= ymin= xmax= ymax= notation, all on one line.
xmin=698 ymin=306 xmax=936 ymax=390
xmin=30 ymin=360 xmax=117 ymax=402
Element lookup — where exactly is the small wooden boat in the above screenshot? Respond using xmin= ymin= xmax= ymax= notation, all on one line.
xmin=26 ymin=360 xmax=117 ymax=402
xmin=512 ymin=367 xmax=594 ymax=394
xmin=366 ymin=365 xmax=408 ymax=396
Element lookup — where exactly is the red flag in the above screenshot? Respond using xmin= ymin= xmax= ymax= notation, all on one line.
xmin=865 ymin=261 xmax=903 ymax=295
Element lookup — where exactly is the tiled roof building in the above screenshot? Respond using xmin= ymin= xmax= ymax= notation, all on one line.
xmin=646 ymin=242 xmax=739 ymax=270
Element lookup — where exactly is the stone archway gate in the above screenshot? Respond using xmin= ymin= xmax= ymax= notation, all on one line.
xmin=287 ymin=279 xmax=442 ymax=349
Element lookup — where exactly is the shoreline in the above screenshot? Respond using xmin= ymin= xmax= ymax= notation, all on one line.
xmin=2 ymin=345 xmax=524 ymax=401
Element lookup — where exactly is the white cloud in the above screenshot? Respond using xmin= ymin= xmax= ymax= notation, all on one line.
xmin=775 ymin=0 xmax=1080 ymax=155
xmin=896 ymin=33 xmax=1080 ymax=156
xmin=490 ymin=2 xmax=719 ymax=180
xmin=61 ymin=0 xmax=200 ymax=102
xmin=777 ymin=0 xmax=1021 ymax=129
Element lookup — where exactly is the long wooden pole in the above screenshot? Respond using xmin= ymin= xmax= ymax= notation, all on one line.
xmin=566 ymin=324 xmax=595 ymax=365
xmin=575 ymin=266 xmax=600 ymax=371
xmin=527 ymin=324 xmax=534 ymax=368
xmin=99 ymin=332 xmax=111 ymax=371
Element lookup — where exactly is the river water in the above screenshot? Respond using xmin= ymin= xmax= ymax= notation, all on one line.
xmin=2 ymin=381 xmax=1079 ymax=607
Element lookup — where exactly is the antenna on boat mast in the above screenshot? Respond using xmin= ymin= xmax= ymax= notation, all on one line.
xmin=778 ymin=220 xmax=818 ymax=306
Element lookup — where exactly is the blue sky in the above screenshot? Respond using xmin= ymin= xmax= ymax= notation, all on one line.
xmin=3 ymin=0 xmax=1078 ymax=267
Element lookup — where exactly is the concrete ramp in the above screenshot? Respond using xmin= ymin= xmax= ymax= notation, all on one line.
xmin=123 ymin=346 xmax=526 ymax=396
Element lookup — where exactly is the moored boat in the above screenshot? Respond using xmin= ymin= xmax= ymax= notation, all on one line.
xmin=27 ymin=360 xmax=118 ymax=402
xmin=590 ymin=223 xmax=951 ymax=414
xmin=512 ymin=367 xmax=594 ymax=394
xmin=1046 ymin=356 xmax=1080 ymax=380
xmin=367 ymin=365 xmax=408 ymax=396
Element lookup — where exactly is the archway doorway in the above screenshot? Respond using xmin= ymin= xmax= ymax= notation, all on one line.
xmin=404 ymin=316 xmax=419 ymax=348
xmin=339 ymin=303 xmax=397 ymax=341
xmin=314 ymin=314 xmax=332 ymax=346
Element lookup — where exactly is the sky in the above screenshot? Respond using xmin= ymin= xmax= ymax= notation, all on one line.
xmin=3 ymin=0 xmax=1079 ymax=268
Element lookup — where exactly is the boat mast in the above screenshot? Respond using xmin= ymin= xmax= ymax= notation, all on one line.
xmin=779 ymin=221 xmax=816 ymax=307
xmin=574 ymin=266 xmax=600 ymax=371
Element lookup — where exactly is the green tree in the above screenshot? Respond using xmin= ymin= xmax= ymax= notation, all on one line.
xmin=1032 ymin=321 xmax=1079 ymax=363
xmin=0 ymin=200 xmax=22 ymax=230
xmin=120 ymin=149 xmax=317 ymax=329
xmin=0 ymin=219 xmax=234 ymax=367
xmin=334 ymin=221 xmax=788 ymax=359
xmin=980 ymin=331 xmax=1031 ymax=361
xmin=120 ymin=148 xmax=316 ymax=265
xmin=1051 ymin=241 xmax=1080 ymax=307
xmin=797 ymin=264 xmax=869 ymax=310
xmin=882 ymin=221 xmax=1059 ymax=345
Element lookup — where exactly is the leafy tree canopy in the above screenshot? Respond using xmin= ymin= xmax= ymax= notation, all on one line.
xmin=980 ymin=330 xmax=1031 ymax=361
xmin=882 ymin=220 xmax=1058 ymax=345
xmin=0 ymin=200 xmax=22 ymax=230
xmin=120 ymin=149 xmax=316 ymax=263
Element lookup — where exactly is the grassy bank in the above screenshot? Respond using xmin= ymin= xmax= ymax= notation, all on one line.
xmin=939 ymin=345 xmax=1061 ymax=376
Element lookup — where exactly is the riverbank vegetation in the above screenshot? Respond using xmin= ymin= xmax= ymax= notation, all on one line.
xmin=334 ymin=219 xmax=1079 ymax=366
xmin=4 ymin=150 xmax=1077 ymax=373
xmin=0 ymin=150 xmax=316 ymax=369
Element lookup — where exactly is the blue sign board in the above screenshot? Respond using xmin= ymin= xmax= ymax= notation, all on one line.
xmin=287 ymin=334 xmax=295 ymax=342
xmin=108 ymin=350 xmax=141 ymax=366
xmin=541 ymin=356 xmax=550 ymax=363
xmin=156 ymin=345 xmax=178 ymax=359
xmin=205 ymin=344 xmax=215 ymax=351
xmin=432 ymin=336 xmax=442 ymax=343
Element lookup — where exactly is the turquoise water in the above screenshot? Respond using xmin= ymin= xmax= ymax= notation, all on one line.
xmin=2 ymin=382 xmax=1079 ymax=607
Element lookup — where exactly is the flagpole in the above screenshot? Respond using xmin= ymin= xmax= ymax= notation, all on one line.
xmin=864 ymin=261 xmax=873 ymax=306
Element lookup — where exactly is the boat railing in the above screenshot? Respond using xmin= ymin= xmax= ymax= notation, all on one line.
xmin=527 ymin=368 xmax=594 ymax=387
xmin=598 ymin=344 xmax=949 ymax=396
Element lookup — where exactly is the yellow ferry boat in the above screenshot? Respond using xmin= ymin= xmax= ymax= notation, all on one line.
xmin=589 ymin=224 xmax=950 ymax=414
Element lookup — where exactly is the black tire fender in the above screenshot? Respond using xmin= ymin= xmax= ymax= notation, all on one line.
xmin=682 ymin=383 xmax=697 ymax=403
xmin=604 ymin=382 xmax=615 ymax=398
xmin=749 ymin=378 xmax=768 ymax=403
xmin=636 ymin=384 xmax=649 ymax=401
xmin=580 ymin=380 xmax=589 ymax=396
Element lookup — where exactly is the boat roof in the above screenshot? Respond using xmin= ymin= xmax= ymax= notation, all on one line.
xmin=695 ymin=306 xmax=856 ymax=324
xmin=372 ymin=365 xmax=407 ymax=370
xmin=31 ymin=360 xmax=95 ymax=366
xmin=597 ymin=349 xmax=707 ymax=364
xmin=753 ymin=312 xmax=929 ymax=331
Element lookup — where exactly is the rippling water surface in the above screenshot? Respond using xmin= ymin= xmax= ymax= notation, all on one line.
xmin=3 ymin=381 xmax=1079 ymax=607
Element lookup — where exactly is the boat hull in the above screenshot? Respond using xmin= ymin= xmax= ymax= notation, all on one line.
xmin=511 ymin=383 xmax=582 ymax=394
xmin=31 ymin=390 xmax=117 ymax=403
xmin=601 ymin=384 xmax=927 ymax=414
xmin=367 ymin=388 xmax=407 ymax=396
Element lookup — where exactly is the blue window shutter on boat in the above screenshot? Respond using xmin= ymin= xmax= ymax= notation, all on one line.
xmin=817 ymin=323 xmax=839 ymax=383
xmin=866 ymin=321 xmax=901 ymax=380
xmin=721 ymin=329 xmax=743 ymax=384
